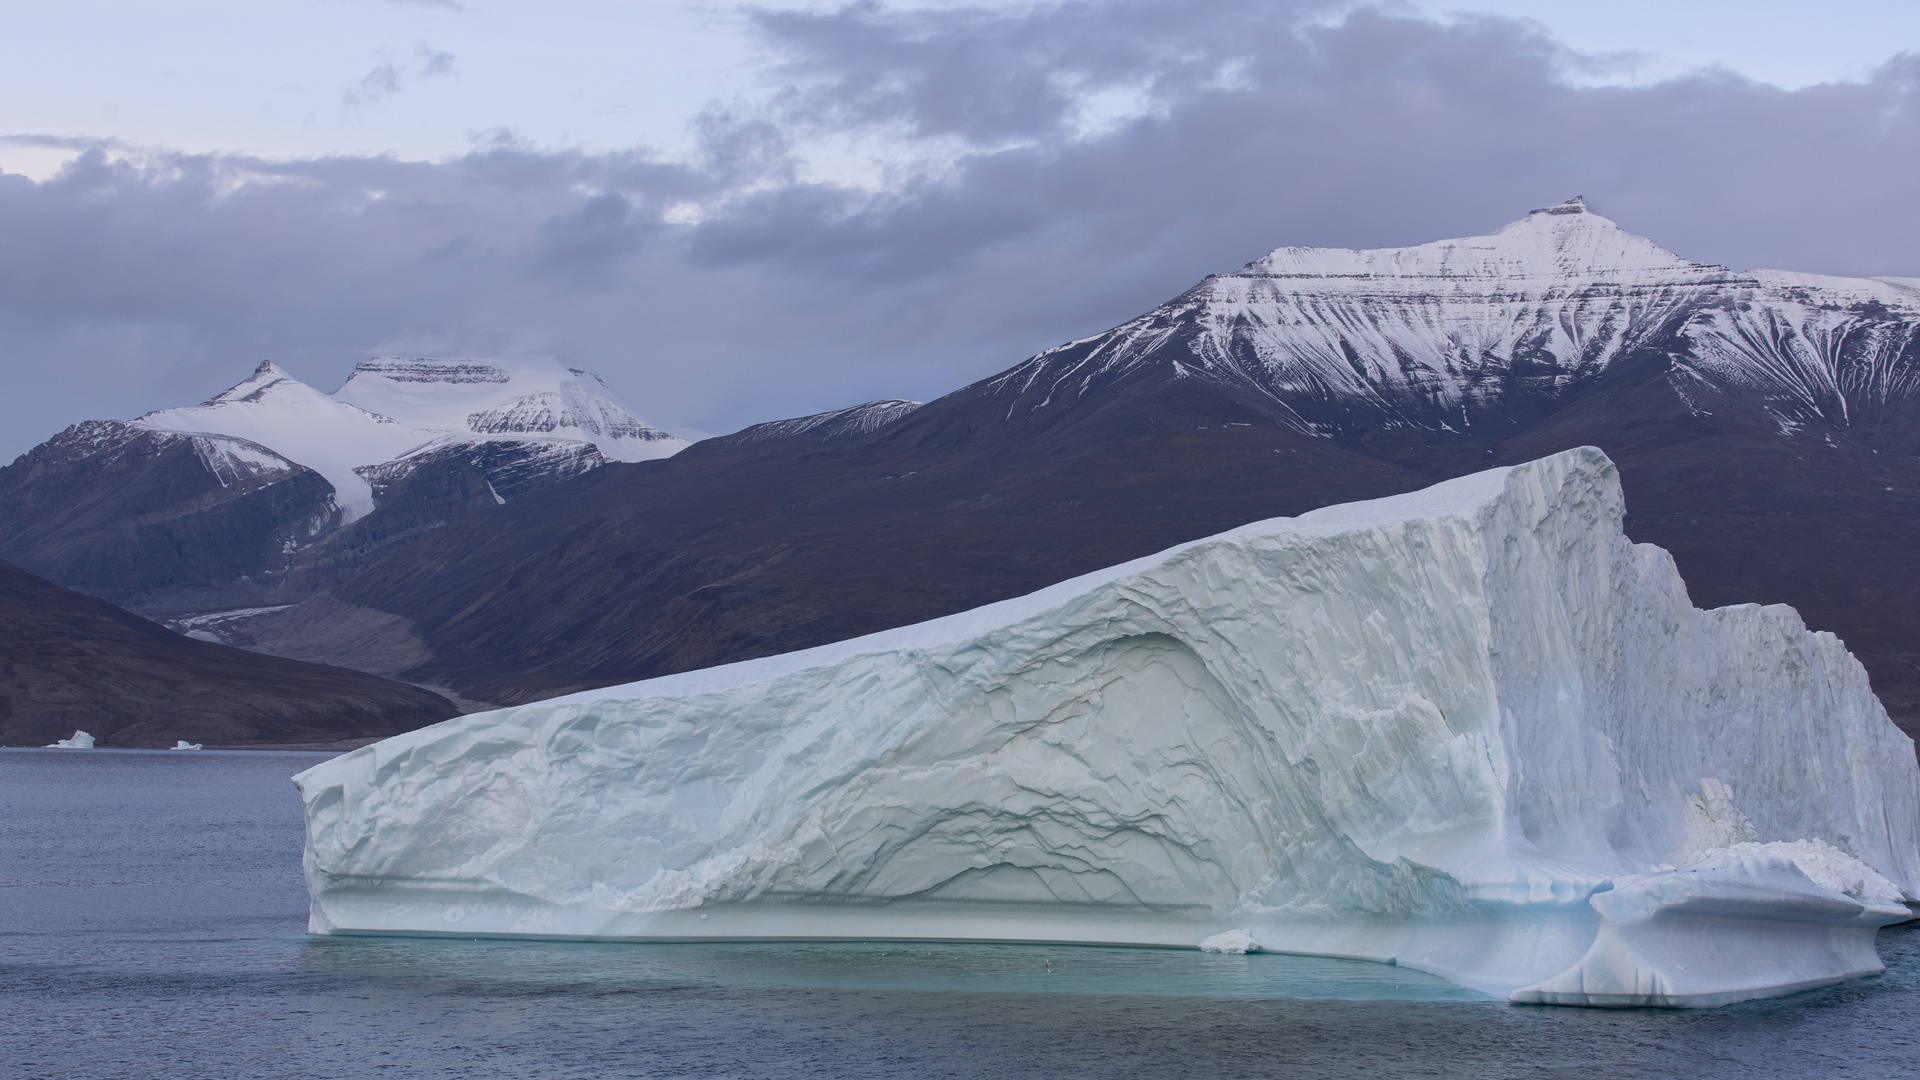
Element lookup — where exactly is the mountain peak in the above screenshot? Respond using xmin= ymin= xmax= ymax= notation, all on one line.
xmin=347 ymin=358 xmax=515 ymax=387
xmin=1529 ymin=195 xmax=1587 ymax=216
xmin=1244 ymin=198 xmax=1719 ymax=283
xmin=334 ymin=356 xmax=687 ymax=462
xmin=195 ymin=359 xmax=318 ymax=408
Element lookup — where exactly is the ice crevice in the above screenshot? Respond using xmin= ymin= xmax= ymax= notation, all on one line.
xmin=295 ymin=448 xmax=1920 ymax=1007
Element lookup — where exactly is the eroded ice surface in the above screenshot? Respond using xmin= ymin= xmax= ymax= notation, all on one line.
xmin=294 ymin=448 xmax=1920 ymax=1007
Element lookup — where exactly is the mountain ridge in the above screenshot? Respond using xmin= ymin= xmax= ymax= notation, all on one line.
xmin=8 ymin=200 xmax=1918 ymax=751
xmin=238 ymin=200 xmax=1920 ymax=750
xmin=0 ymin=556 xmax=457 ymax=748
xmin=0 ymin=356 xmax=689 ymax=614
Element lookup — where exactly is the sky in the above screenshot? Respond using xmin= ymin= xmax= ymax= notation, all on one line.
xmin=1 ymin=0 xmax=1917 ymax=457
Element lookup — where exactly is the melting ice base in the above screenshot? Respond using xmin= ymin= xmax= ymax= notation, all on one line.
xmin=295 ymin=448 xmax=1920 ymax=1008
xmin=308 ymin=936 xmax=1491 ymax=1001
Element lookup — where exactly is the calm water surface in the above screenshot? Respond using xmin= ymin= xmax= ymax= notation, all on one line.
xmin=3 ymin=748 xmax=1916 ymax=1079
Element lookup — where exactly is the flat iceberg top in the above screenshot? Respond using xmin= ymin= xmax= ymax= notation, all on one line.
xmin=539 ymin=458 xmax=1519 ymax=709
xmin=296 ymin=447 xmax=1920 ymax=1007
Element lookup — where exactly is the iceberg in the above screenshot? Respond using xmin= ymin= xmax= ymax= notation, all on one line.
xmin=47 ymin=730 xmax=94 ymax=748
xmin=171 ymin=740 xmax=204 ymax=751
xmin=1199 ymin=929 xmax=1262 ymax=954
xmin=293 ymin=448 xmax=1919 ymax=1006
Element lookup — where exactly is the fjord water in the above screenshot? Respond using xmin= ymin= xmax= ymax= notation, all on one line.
xmin=3 ymin=751 xmax=1916 ymax=1080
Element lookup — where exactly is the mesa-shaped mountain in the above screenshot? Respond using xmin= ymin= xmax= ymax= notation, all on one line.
xmin=987 ymin=197 xmax=1920 ymax=444
xmin=241 ymin=199 xmax=1920 ymax=744
xmin=0 ymin=557 xmax=457 ymax=748
xmin=0 ymin=357 xmax=686 ymax=615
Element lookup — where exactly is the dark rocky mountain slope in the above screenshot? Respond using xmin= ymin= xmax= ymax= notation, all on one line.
xmin=0 ymin=357 xmax=684 ymax=615
xmin=0 ymin=558 xmax=458 ymax=748
xmin=240 ymin=201 xmax=1920 ymax=747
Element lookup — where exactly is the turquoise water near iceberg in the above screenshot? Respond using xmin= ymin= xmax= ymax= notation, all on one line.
xmin=4 ymin=747 xmax=1917 ymax=1079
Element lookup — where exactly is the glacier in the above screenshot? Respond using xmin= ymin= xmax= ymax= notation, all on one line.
xmin=293 ymin=447 xmax=1919 ymax=1006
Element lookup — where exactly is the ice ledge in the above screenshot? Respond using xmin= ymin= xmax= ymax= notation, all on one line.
xmin=1511 ymin=853 xmax=1913 ymax=1008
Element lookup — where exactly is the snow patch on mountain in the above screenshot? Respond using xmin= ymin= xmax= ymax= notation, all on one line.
xmin=727 ymin=399 xmax=925 ymax=446
xmin=294 ymin=448 xmax=1920 ymax=1007
xmin=357 ymin=437 xmax=605 ymax=504
xmin=187 ymin=435 xmax=302 ymax=489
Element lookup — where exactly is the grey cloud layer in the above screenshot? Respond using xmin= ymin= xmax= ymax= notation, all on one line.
xmin=2 ymin=1 xmax=1917 ymax=458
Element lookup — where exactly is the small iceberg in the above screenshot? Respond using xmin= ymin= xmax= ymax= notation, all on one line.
xmin=46 ymin=730 xmax=95 ymax=748
xmin=171 ymin=740 xmax=204 ymax=751
xmin=1199 ymin=930 xmax=1262 ymax=954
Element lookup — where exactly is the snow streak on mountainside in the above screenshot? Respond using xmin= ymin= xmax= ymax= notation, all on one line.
xmin=720 ymin=399 xmax=926 ymax=447
xmin=36 ymin=419 xmax=311 ymax=496
xmin=294 ymin=449 xmax=1920 ymax=1007
xmin=985 ymin=198 xmax=1920 ymax=439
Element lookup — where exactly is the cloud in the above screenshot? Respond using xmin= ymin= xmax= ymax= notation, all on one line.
xmin=343 ymin=62 xmax=406 ymax=106
xmin=417 ymin=46 xmax=457 ymax=78
xmin=342 ymin=44 xmax=457 ymax=107
xmin=1 ymin=2 xmax=1918 ymax=461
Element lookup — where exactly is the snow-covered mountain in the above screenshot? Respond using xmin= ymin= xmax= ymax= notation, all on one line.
xmin=253 ymin=199 xmax=1920 ymax=738
xmin=985 ymin=197 xmax=1920 ymax=441
xmin=135 ymin=361 xmax=432 ymax=521
xmin=134 ymin=357 xmax=686 ymax=522
xmin=10 ymin=199 xmax=1920 ymax=740
xmin=333 ymin=357 xmax=687 ymax=465
xmin=0 ymin=356 xmax=687 ymax=613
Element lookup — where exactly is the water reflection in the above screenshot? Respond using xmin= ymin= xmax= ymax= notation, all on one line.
xmin=295 ymin=935 xmax=1491 ymax=1001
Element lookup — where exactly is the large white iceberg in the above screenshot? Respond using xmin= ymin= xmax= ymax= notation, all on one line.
xmin=47 ymin=730 xmax=94 ymax=748
xmin=293 ymin=448 xmax=1919 ymax=1006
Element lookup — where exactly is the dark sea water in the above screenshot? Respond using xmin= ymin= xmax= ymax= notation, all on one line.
xmin=3 ymin=748 xmax=1917 ymax=1080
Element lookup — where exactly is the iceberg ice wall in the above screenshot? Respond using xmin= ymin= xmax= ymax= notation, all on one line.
xmin=294 ymin=448 xmax=1919 ymax=1005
